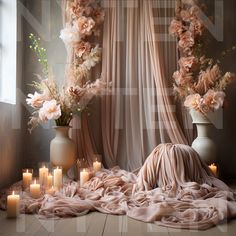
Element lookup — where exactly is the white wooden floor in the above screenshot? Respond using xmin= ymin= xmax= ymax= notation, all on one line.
xmin=0 ymin=210 xmax=236 ymax=236
xmin=1 ymin=184 xmax=236 ymax=236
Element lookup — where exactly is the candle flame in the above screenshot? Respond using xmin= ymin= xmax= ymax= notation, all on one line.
xmin=12 ymin=191 xmax=15 ymax=195
xmin=26 ymin=169 xmax=28 ymax=173
xmin=209 ymin=163 xmax=216 ymax=167
xmin=34 ymin=179 xmax=36 ymax=184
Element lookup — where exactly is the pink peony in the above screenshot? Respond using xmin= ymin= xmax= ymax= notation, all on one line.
xmin=190 ymin=19 xmax=203 ymax=35
xmin=190 ymin=5 xmax=200 ymax=18
xmin=92 ymin=8 xmax=105 ymax=25
xmin=75 ymin=16 xmax=95 ymax=36
xmin=39 ymin=100 xmax=61 ymax=121
xmin=169 ymin=19 xmax=183 ymax=36
xmin=178 ymin=31 xmax=194 ymax=51
xmin=74 ymin=41 xmax=91 ymax=57
xmin=70 ymin=2 xmax=84 ymax=17
xmin=184 ymin=93 xmax=202 ymax=111
xmin=203 ymin=90 xmax=225 ymax=110
xmin=178 ymin=56 xmax=198 ymax=72
xmin=26 ymin=92 xmax=44 ymax=108
xmin=180 ymin=10 xmax=192 ymax=22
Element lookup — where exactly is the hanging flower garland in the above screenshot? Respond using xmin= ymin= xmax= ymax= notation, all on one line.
xmin=60 ymin=0 xmax=105 ymax=87
xmin=170 ymin=0 xmax=235 ymax=114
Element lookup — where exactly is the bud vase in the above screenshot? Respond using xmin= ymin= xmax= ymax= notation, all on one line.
xmin=50 ymin=126 xmax=76 ymax=172
xmin=190 ymin=109 xmax=216 ymax=164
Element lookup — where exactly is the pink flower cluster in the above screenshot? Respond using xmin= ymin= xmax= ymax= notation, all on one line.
xmin=26 ymin=0 xmax=108 ymax=132
xmin=60 ymin=0 xmax=105 ymax=87
xmin=170 ymin=0 xmax=235 ymax=114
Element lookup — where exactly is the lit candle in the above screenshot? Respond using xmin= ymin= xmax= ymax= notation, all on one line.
xmin=47 ymin=174 xmax=53 ymax=189
xmin=80 ymin=168 xmax=90 ymax=186
xmin=39 ymin=165 xmax=49 ymax=186
xmin=22 ymin=169 xmax=32 ymax=189
xmin=209 ymin=163 xmax=217 ymax=176
xmin=46 ymin=186 xmax=55 ymax=195
xmin=30 ymin=179 xmax=41 ymax=199
xmin=93 ymin=160 xmax=102 ymax=172
xmin=7 ymin=191 xmax=20 ymax=218
xmin=53 ymin=167 xmax=62 ymax=189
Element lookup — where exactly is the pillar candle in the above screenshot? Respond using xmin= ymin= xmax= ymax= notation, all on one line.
xmin=22 ymin=169 xmax=32 ymax=189
xmin=30 ymin=180 xmax=41 ymax=199
xmin=53 ymin=167 xmax=62 ymax=189
xmin=209 ymin=163 xmax=217 ymax=176
xmin=93 ymin=161 xmax=102 ymax=172
xmin=47 ymin=174 xmax=53 ymax=188
xmin=39 ymin=166 xmax=49 ymax=186
xmin=7 ymin=191 xmax=20 ymax=218
xmin=46 ymin=186 xmax=55 ymax=195
xmin=80 ymin=168 xmax=90 ymax=186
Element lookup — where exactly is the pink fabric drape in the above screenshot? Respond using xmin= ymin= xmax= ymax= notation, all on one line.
xmin=101 ymin=0 xmax=188 ymax=170
xmin=63 ymin=0 xmax=97 ymax=166
xmin=1 ymin=144 xmax=236 ymax=230
xmin=144 ymin=0 xmax=188 ymax=144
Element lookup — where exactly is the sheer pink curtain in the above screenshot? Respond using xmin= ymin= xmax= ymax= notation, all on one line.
xmin=63 ymin=0 xmax=97 ymax=166
xmin=101 ymin=0 xmax=188 ymax=170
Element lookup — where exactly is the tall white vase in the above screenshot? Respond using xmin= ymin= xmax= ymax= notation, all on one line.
xmin=50 ymin=126 xmax=76 ymax=172
xmin=190 ymin=109 xmax=216 ymax=164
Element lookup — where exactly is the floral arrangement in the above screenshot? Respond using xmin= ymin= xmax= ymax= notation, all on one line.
xmin=169 ymin=0 xmax=235 ymax=114
xmin=59 ymin=0 xmax=105 ymax=87
xmin=26 ymin=0 xmax=107 ymax=132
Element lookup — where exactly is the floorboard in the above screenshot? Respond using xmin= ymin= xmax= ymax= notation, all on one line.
xmin=86 ymin=212 xmax=107 ymax=236
xmin=0 ymin=183 xmax=236 ymax=235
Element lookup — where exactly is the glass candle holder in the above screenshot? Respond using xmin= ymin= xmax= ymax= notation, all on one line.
xmin=22 ymin=168 xmax=33 ymax=190
xmin=92 ymin=154 xmax=102 ymax=172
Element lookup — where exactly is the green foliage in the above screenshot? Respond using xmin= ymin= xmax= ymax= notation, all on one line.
xmin=29 ymin=33 xmax=49 ymax=76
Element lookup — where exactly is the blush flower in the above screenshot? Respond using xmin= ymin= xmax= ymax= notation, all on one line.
xmin=203 ymin=90 xmax=225 ymax=110
xmin=180 ymin=10 xmax=191 ymax=22
xmin=76 ymin=16 xmax=95 ymax=36
xmin=39 ymin=100 xmax=61 ymax=121
xmin=190 ymin=19 xmax=203 ymax=35
xmin=184 ymin=94 xmax=202 ymax=111
xmin=92 ymin=8 xmax=105 ymax=25
xmin=173 ymin=70 xmax=193 ymax=85
xmin=74 ymin=41 xmax=91 ymax=57
xmin=178 ymin=31 xmax=194 ymax=51
xmin=179 ymin=56 xmax=198 ymax=72
xmin=60 ymin=25 xmax=80 ymax=45
xmin=26 ymin=92 xmax=44 ymax=108
xmin=169 ymin=19 xmax=183 ymax=36
xmin=70 ymin=2 xmax=84 ymax=17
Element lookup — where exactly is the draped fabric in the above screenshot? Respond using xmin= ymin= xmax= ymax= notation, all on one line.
xmin=1 ymin=144 xmax=236 ymax=230
xmin=62 ymin=0 xmax=193 ymax=170
xmin=101 ymin=0 xmax=189 ymax=170
xmin=62 ymin=0 xmax=97 ymax=166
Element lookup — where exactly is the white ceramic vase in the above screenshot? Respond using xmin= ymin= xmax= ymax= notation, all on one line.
xmin=50 ymin=126 xmax=76 ymax=172
xmin=190 ymin=109 xmax=216 ymax=164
